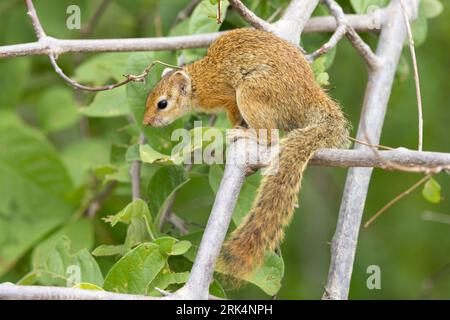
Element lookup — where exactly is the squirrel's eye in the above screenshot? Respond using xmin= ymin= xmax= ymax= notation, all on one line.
xmin=157 ymin=100 xmax=168 ymax=110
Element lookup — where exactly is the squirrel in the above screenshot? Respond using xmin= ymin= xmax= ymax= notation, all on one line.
xmin=143 ymin=28 xmax=349 ymax=279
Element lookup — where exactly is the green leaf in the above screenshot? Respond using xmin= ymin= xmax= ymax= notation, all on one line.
xmin=0 ymin=114 xmax=73 ymax=276
xmin=80 ymin=86 xmax=130 ymax=118
xmin=36 ymin=87 xmax=80 ymax=133
xmin=74 ymin=53 xmax=131 ymax=85
xmin=103 ymin=199 xmax=154 ymax=252
xmin=209 ymin=164 xmax=260 ymax=225
xmin=179 ymin=0 xmax=229 ymax=63
xmin=147 ymin=166 xmax=190 ymax=225
xmin=154 ymin=237 xmax=192 ymax=256
xmin=350 ymin=0 xmax=388 ymax=14
xmin=32 ymin=218 xmax=95 ymax=266
xmin=0 ymin=57 xmax=30 ymax=108
xmin=243 ymin=253 xmax=284 ymax=296
xmin=422 ymin=178 xmax=441 ymax=204
xmin=92 ymin=244 xmax=124 ymax=257
xmin=73 ymin=283 xmax=103 ymax=291
xmin=104 ymin=199 xmax=152 ymax=227
xmin=422 ymin=0 xmax=443 ymax=18
xmin=139 ymin=144 xmax=174 ymax=165
xmin=26 ymin=236 xmax=103 ymax=287
xmin=171 ymin=240 xmax=192 ymax=256
xmin=147 ymin=271 xmax=190 ymax=295
xmin=103 ymin=243 xmax=165 ymax=294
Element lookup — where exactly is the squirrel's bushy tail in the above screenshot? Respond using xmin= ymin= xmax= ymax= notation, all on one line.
xmin=218 ymin=113 xmax=348 ymax=280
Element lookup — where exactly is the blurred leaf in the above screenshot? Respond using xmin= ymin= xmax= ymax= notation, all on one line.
xmin=411 ymin=1 xmax=428 ymax=47
xmin=350 ymin=0 xmax=388 ymax=14
xmin=73 ymin=283 xmax=103 ymax=290
xmin=147 ymin=166 xmax=190 ymax=225
xmin=32 ymin=218 xmax=95 ymax=266
xmin=80 ymin=86 xmax=129 ymax=118
xmin=36 ymin=87 xmax=80 ymax=133
xmin=312 ymin=56 xmax=331 ymax=86
xmin=0 ymin=114 xmax=73 ymax=276
xmin=62 ymin=139 xmax=110 ymax=186
xmin=24 ymin=236 xmax=103 ymax=287
xmin=422 ymin=178 xmax=441 ymax=204
xmin=103 ymin=243 xmax=165 ymax=294
xmin=422 ymin=0 xmax=443 ymax=18
xmin=74 ymin=53 xmax=131 ymax=85
xmin=396 ymin=53 xmax=411 ymax=82
xmin=209 ymin=164 xmax=260 ymax=225
xmin=0 ymin=58 xmax=30 ymax=108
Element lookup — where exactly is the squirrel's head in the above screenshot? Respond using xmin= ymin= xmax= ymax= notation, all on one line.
xmin=143 ymin=69 xmax=192 ymax=127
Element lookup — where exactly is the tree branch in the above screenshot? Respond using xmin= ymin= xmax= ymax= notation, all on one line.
xmin=323 ymin=0 xmax=420 ymax=300
xmin=307 ymin=0 xmax=380 ymax=69
xmin=0 ymin=12 xmax=385 ymax=59
xmin=0 ymin=283 xmax=155 ymax=300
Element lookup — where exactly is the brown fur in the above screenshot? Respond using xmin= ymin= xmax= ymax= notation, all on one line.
xmin=143 ymin=28 xmax=349 ymax=278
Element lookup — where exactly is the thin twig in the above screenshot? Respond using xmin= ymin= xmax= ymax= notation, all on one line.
xmin=348 ymin=137 xmax=394 ymax=150
xmin=399 ymin=0 xmax=424 ymax=151
xmin=84 ymin=181 xmax=118 ymax=218
xmin=49 ymin=56 xmax=180 ymax=92
xmin=130 ymin=133 xmax=146 ymax=200
xmin=175 ymin=0 xmax=202 ymax=25
xmin=216 ymin=0 xmax=222 ymax=24
xmin=364 ymin=174 xmax=432 ymax=228
xmin=316 ymin=0 xmax=379 ymax=69
xmin=80 ymin=0 xmax=111 ymax=37
xmin=228 ymin=0 xmax=273 ymax=31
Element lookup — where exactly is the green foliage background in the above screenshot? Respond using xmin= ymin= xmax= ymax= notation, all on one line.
xmin=0 ymin=0 xmax=448 ymax=299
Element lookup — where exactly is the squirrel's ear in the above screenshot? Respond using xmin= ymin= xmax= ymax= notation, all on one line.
xmin=161 ymin=67 xmax=174 ymax=77
xmin=172 ymin=70 xmax=191 ymax=95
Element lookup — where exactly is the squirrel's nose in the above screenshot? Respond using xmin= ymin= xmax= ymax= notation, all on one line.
xmin=142 ymin=115 xmax=153 ymax=126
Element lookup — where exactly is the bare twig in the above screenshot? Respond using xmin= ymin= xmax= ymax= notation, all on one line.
xmin=307 ymin=0 xmax=348 ymax=60
xmin=399 ymin=0 xmax=424 ymax=151
xmin=130 ymin=133 xmax=146 ymax=200
xmin=49 ymin=56 xmax=179 ymax=92
xmin=229 ymin=0 xmax=273 ymax=31
xmin=84 ymin=181 xmax=118 ymax=218
xmin=312 ymin=0 xmax=380 ymax=69
xmin=175 ymin=0 xmax=202 ymax=25
xmin=364 ymin=174 xmax=432 ymax=228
